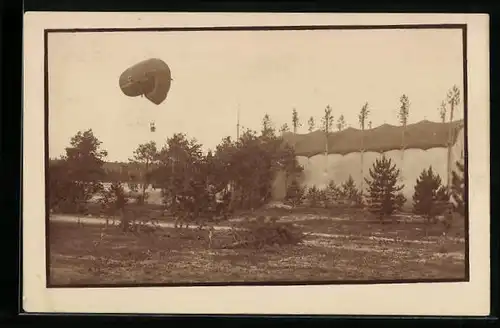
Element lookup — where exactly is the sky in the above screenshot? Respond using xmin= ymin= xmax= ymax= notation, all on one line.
xmin=48 ymin=28 xmax=464 ymax=162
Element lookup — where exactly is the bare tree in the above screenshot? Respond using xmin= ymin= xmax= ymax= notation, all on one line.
xmin=307 ymin=116 xmax=315 ymax=133
xmin=446 ymin=85 xmax=460 ymax=195
xmin=358 ymin=102 xmax=370 ymax=198
xmin=336 ymin=114 xmax=346 ymax=131
xmin=292 ymin=108 xmax=302 ymax=134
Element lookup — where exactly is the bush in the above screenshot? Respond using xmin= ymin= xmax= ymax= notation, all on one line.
xmin=226 ymin=216 xmax=305 ymax=249
xmin=394 ymin=193 xmax=407 ymax=211
xmin=99 ymin=182 xmax=129 ymax=230
xmin=284 ymin=179 xmax=306 ymax=207
xmin=451 ymin=159 xmax=465 ymax=215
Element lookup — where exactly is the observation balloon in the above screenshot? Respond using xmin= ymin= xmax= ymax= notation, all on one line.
xmin=119 ymin=58 xmax=172 ymax=105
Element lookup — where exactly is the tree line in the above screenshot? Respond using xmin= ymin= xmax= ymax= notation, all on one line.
xmin=285 ymin=155 xmax=465 ymax=228
xmin=49 ymin=85 xmax=465 ymax=228
xmin=48 ymin=114 xmax=303 ymax=220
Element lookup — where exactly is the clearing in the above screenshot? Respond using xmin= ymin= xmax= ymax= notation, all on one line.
xmin=48 ymin=208 xmax=467 ymax=286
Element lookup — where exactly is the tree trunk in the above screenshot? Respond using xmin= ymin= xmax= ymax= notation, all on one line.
xmin=284 ymin=173 xmax=289 ymax=200
xmin=446 ymin=104 xmax=455 ymax=195
xmin=360 ymin=128 xmax=364 ymax=200
xmin=141 ymin=161 xmax=149 ymax=204
xmin=400 ymin=126 xmax=406 ymax=179
xmin=120 ymin=208 xmax=129 ymax=232
xmin=324 ymin=131 xmax=329 ymax=183
xmin=228 ymin=182 xmax=239 ymax=212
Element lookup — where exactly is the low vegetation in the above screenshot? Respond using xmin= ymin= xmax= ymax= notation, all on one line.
xmin=225 ymin=216 xmax=305 ymax=249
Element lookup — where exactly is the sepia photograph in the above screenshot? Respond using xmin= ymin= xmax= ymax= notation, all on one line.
xmin=23 ymin=12 xmax=490 ymax=315
xmin=46 ymin=24 xmax=468 ymax=287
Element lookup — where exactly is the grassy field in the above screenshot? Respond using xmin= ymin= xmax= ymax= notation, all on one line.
xmin=48 ymin=208 xmax=467 ymax=286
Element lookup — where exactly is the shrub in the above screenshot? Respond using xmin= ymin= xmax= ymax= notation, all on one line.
xmin=99 ymin=182 xmax=129 ymax=230
xmin=451 ymin=159 xmax=465 ymax=216
xmin=284 ymin=179 xmax=306 ymax=207
xmin=394 ymin=193 xmax=407 ymax=211
xmin=225 ymin=217 xmax=305 ymax=249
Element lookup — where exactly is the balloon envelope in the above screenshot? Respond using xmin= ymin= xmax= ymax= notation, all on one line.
xmin=119 ymin=58 xmax=172 ymax=105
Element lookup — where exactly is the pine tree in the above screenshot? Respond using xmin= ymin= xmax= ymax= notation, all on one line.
xmin=397 ymin=94 xmax=410 ymax=180
xmin=341 ymin=175 xmax=362 ymax=206
xmin=306 ymin=186 xmax=321 ymax=207
xmin=451 ymin=159 xmax=465 ymax=216
xmin=412 ymin=166 xmax=449 ymax=223
xmin=438 ymin=100 xmax=447 ymax=123
xmin=129 ymin=141 xmax=158 ymax=205
xmin=446 ymin=85 xmax=460 ymax=194
xmin=292 ymin=108 xmax=302 ymax=134
xmin=307 ymin=116 xmax=315 ymax=133
xmin=364 ymin=155 xmax=405 ymax=220
xmin=321 ymin=105 xmax=334 ymax=155
xmin=358 ymin=102 xmax=370 ymax=200
xmin=279 ymin=123 xmax=290 ymax=135
xmin=326 ymin=180 xmax=342 ymax=204
xmin=336 ymin=115 xmax=346 ymax=131
xmin=321 ymin=106 xmax=334 ymax=178
xmin=261 ymin=114 xmax=275 ymax=139
xmin=99 ymin=181 xmax=129 ymax=230
xmin=318 ymin=188 xmax=330 ymax=209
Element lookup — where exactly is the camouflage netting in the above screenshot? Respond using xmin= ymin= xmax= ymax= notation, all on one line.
xmin=283 ymin=120 xmax=464 ymax=157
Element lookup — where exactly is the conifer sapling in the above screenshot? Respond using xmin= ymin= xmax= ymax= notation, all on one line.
xmin=412 ymin=166 xmax=449 ymax=224
xmin=364 ymin=155 xmax=406 ymax=220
